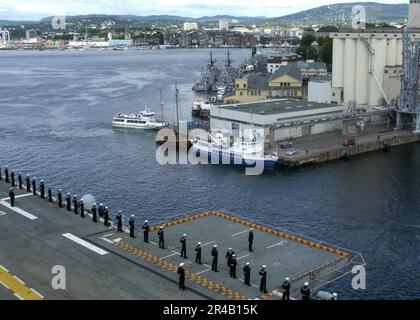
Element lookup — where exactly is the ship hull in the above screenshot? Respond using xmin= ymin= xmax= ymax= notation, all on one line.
xmin=192 ymin=146 xmax=277 ymax=170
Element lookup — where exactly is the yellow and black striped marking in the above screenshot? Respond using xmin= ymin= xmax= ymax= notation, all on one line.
xmin=209 ymin=211 xmax=349 ymax=258
xmin=0 ymin=265 xmax=43 ymax=300
xmin=115 ymin=240 xmax=248 ymax=300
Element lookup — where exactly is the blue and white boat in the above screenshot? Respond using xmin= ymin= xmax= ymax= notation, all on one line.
xmin=190 ymin=131 xmax=278 ymax=170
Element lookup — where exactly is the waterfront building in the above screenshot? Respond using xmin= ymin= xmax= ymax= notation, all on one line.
xmin=183 ymin=22 xmax=199 ymax=31
xmin=224 ymin=64 xmax=304 ymax=104
xmin=210 ymin=99 xmax=344 ymax=142
xmin=308 ymin=76 xmax=332 ymax=104
xmin=219 ymin=19 xmax=230 ymax=31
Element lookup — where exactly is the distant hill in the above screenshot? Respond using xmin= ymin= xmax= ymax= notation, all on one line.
xmin=269 ymin=2 xmax=408 ymax=24
xmin=0 ymin=2 xmax=409 ymax=27
xmin=39 ymin=14 xmax=266 ymax=24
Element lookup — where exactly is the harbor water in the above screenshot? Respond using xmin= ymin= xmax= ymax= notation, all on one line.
xmin=0 ymin=49 xmax=419 ymax=299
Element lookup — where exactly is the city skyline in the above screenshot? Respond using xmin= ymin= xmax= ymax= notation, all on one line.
xmin=0 ymin=0 xmax=407 ymax=21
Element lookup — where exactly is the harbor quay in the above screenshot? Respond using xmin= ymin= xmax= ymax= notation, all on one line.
xmin=0 ymin=173 xmax=362 ymax=300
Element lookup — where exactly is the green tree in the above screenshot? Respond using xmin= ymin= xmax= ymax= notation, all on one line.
xmin=296 ymin=45 xmax=318 ymax=61
xmin=320 ymin=37 xmax=333 ymax=65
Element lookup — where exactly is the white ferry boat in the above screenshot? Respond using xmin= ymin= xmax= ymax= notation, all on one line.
xmin=190 ymin=131 xmax=278 ymax=169
xmin=112 ymin=110 xmax=169 ymax=130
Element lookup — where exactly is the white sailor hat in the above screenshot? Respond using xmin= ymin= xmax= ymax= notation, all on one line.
xmin=41 ymin=180 xmax=44 ymax=182
xmin=262 ymin=265 xmax=266 ymax=268
xmin=93 ymin=203 xmax=96 ymax=205
xmin=183 ymin=234 xmax=187 ymax=237
xmin=333 ymin=293 xmax=338 ymax=297
xmin=118 ymin=210 xmax=122 ymax=213
xmin=198 ymin=242 xmax=201 ymax=245
xmin=131 ymin=214 xmax=135 ymax=217
xmin=160 ymin=226 xmax=164 ymax=229
xmin=145 ymin=220 xmax=148 ymax=223
xmin=100 ymin=203 xmax=103 ymax=205
xmin=213 ymin=244 xmax=217 ymax=247
xmin=232 ymin=254 xmax=236 ymax=257
xmin=246 ymin=262 xmax=250 ymax=265
xmin=180 ymin=263 xmax=184 ymax=267
xmin=229 ymin=248 xmax=232 ymax=250
xmin=285 ymin=277 xmax=290 ymax=281
xmin=304 ymin=282 xmax=309 ymax=286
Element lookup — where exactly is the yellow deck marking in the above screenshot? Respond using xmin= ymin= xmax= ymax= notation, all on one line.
xmin=0 ymin=266 xmax=43 ymax=300
xmin=115 ymin=241 xmax=248 ymax=300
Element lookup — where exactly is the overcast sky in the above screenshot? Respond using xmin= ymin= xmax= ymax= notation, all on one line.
xmin=0 ymin=0 xmax=407 ymax=21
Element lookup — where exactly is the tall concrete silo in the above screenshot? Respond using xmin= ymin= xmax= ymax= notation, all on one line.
xmin=332 ymin=38 xmax=344 ymax=88
xmin=354 ymin=39 xmax=369 ymax=105
xmin=368 ymin=39 xmax=387 ymax=106
xmin=343 ymin=38 xmax=357 ymax=102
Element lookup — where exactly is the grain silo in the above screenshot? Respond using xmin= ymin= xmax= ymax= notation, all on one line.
xmin=330 ymin=1 xmax=420 ymax=107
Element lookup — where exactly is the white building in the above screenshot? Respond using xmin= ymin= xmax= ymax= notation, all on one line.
xmin=219 ymin=19 xmax=230 ymax=31
xmin=0 ymin=28 xmax=11 ymax=46
xmin=308 ymin=79 xmax=332 ymax=104
xmin=183 ymin=22 xmax=198 ymax=31
xmin=210 ymin=99 xmax=344 ymax=142
xmin=25 ymin=29 xmax=37 ymax=42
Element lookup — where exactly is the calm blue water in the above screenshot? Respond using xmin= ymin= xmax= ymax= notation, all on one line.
xmin=0 ymin=49 xmax=419 ymax=299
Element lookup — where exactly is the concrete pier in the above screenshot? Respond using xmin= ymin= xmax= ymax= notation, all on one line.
xmin=275 ymin=127 xmax=420 ymax=167
xmin=0 ymin=176 xmax=360 ymax=300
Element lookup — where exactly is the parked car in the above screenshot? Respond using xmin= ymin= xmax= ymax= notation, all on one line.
xmin=280 ymin=142 xmax=293 ymax=149
xmin=286 ymin=148 xmax=298 ymax=156
xmin=343 ymin=139 xmax=356 ymax=147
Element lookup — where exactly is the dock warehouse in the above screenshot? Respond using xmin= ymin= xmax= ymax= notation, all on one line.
xmin=210 ymin=99 xmax=344 ymax=142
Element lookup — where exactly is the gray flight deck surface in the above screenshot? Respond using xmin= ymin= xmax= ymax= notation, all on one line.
xmin=0 ymin=179 xmax=352 ymax=300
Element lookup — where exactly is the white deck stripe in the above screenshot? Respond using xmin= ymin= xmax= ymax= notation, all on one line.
xmin=0 ymin=211 xmax=6 ymax=216
xmin=236 ymin=254 xmax=251 ymax=260
xmin=0 ymin=265 xmax=9 ymax=273
xmin=1 ymin=193 xmax=33 ymax=201
xmin=30 ymin=288 xmax=44 ymax=299
xmin=99 ymin=237 xmax=115 ymax=244
xmin=13 ymin=293 xmax=24 ymax=300
xmin=231 ymin=230 xmax=249 ymax=237
xmin=239 ymin=278 xmax=259 ymax=288
xmin=63 ymin=233 xmax=108 ymax=255
xmin=267 ymin=241 xmax=287 ymax=249
xmin=0 ymin=280 xmax=10 ymax=290
xmin=160 ymin=253 xmax=178 ymax=260
xmin=0 ymin=201 xmax=38 ymax=220
xmin=12 ymin=275 xmax=25 ymax=285
xmin=201 ymin=241 xmax=215 ymax=246
xmin=195 ymin=267 xmax=212 ymax=275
